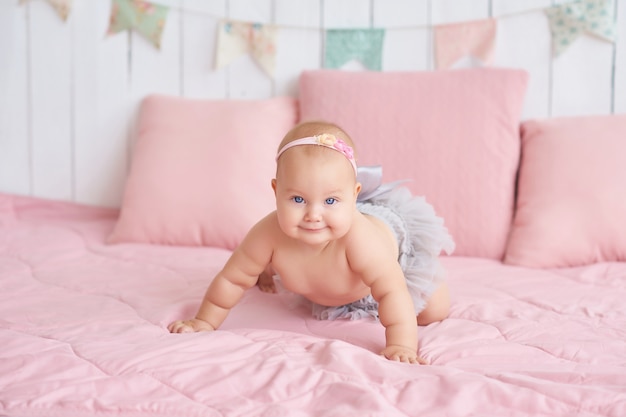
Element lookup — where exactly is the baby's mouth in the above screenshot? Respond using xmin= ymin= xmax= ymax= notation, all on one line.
xmin=301 ymin=226 xmax=326 ymax=232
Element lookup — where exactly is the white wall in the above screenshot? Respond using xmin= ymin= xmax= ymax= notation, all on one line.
xmin=1 ymin=0 xmax=624 ymax=207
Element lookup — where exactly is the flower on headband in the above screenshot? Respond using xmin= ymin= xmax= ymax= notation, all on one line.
xmin=333 ymin=140 xmax=354 ymax=160
xmin=315 ymin=134 xmax=354 ymax=160
xmin=315 ymin=134 xmax=337 ymax=147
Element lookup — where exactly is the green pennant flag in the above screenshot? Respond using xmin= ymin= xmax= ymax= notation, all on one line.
xmin=324 ymin=29 xmax=385 ymax=71
xmin=544 ymin=0 xmax=616 ymax=56
xmin=107 ymin=0 xmax=169 ymax=49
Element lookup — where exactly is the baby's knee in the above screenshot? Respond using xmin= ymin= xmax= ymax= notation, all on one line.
xmin=417 ymin=304 xmax=449 ymax=326
xmin=416 ymin=283 xmax=450 ymax=326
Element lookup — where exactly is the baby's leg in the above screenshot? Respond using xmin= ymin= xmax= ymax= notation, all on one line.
xmin=417 ymin=282 xmax=450 ymax=326
xmin=256 ymin=264 xmax=277 ymax=293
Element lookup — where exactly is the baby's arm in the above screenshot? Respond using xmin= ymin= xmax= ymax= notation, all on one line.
xmin=347 ymin=220 xmax=424 ymax=364
xmin=168 ymin=217 xmax=274 ymax=333
xmin=368 ymin=269 xmax=425 ymax=364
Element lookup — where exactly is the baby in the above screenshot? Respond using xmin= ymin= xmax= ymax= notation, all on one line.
xmin=168 ymin=120 xmax=454 ymax=364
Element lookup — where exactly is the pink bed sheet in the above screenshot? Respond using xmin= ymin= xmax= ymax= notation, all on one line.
xmin=1 ymin=193 xmax=625 ymax=417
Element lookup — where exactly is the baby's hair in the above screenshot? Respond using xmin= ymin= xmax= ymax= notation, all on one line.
xmin=278 ymin=120 xmax=357 ymax=157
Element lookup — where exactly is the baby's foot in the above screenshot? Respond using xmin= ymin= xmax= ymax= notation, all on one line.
xmin=256 ymin=271 xmax=277 ymax=293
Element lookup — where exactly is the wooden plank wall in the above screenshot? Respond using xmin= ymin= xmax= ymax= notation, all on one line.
xmin=1 ymin=0 xmax=624 ymax=207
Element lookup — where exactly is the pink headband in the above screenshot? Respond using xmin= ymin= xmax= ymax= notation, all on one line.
xmin=275 ymin=134 xmax=357 ymax=175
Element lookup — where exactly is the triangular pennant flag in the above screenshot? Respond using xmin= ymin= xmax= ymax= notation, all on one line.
xmin=324 ymin=29 xmax=385 ymax=71
xmin=545 ymin=0 xmax=616 ymax=56
xmin=215 ymin=20 xmax=278 ymax=77
xmin=20 ymin=0 xmax=73 ymax=21
xmin=434 ymin=18 xmax=496 ymax=69
xmin=107 ymin=0 xmax=169 ymax=49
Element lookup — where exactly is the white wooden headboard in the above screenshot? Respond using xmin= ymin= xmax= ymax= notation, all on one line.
xmin=1 ymin=0 xmax=625 ymax=207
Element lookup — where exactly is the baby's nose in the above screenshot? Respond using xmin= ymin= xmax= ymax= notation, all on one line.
xmin=305 ymin=204 xmax=322 ymax=221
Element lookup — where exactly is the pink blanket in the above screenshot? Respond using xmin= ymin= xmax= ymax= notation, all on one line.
xmin=1 ymin=193 xmax=625 ymax=416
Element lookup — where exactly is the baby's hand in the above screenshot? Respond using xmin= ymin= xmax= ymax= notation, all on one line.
xmin=380 ymin=345 xmax=429 ymax=365
xmin=168 ymin=318 xmax=215 ymax=333
xmin=256 ymin=270 xmax=277 ymax=293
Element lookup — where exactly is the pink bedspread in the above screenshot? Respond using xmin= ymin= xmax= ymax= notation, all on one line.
xmin=1 ymin=193 xmax=625 ymax=417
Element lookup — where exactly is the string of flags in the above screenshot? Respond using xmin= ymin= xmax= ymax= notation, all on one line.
xmin=19 ymin=0 xmax=619 ymax=77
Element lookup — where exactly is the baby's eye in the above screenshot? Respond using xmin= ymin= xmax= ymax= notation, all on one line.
xmin=292 ymin=196 xmax=304 ymax=204
xmin=325 ymin=198 xmax=336 ymax=205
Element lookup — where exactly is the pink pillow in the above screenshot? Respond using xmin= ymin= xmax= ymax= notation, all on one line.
xmin=108 ymin=95 xmax=298 ymax=250
xmin=299 ymin=69 xmax=528 ymax=259
xmin=504 ymin=114 xmax=626 ymax=268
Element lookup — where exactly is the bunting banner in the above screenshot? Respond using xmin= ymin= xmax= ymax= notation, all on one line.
xmin=20 ymin=0 xmax=72 ymax=21
xmin=215 ymin=20 xmax=278 ymax=77
xmin=434 ymin=18 xmax=496 ymax=69
xmin=544 ymin=0 xmax=616 ymax=56
xmin=324 ymin=29 xmax=385 ymax=71
xmin=20 ymin=0 xmax=622 ymax=76
xmin=107 ymin=0 xmax=169 ymax=49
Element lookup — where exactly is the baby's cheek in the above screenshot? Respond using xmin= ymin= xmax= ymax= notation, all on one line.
xmin=333 ymin=213 xmax=354 ymax=235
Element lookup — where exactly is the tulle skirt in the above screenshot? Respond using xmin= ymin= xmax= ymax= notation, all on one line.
xmin=312 ymin=186 xmax=455 ymax=320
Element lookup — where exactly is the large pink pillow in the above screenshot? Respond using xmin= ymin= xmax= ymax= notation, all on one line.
xmin=299 ymin=69 xmax=528 ymax=259
xmin=108 ymin=95 xmax=298 ymax=250
xmin=504 ymin=114 xmax=626 ymax=268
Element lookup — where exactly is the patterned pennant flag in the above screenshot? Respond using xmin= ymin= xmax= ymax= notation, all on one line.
xmin=20 ymin=0 xmax=73 ymax=21
xmin=215 ymin=20 xmax=278 ymax=77
xmin=434 ymin=18 xmax=496 ymax=70
xmin=324 ymin=29 xmax=385 ymax=71
xmin=545 ymin=0 xmax=616 ymax=56
xmin=107 ymin=0 xmax=169 ymax=49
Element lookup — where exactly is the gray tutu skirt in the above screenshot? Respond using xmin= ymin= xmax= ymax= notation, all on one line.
xmin=310 ymin=166 xmax=456 ymax=321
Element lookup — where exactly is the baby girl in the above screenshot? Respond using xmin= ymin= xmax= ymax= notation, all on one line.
xmin=168 ymin=120 xmax=454 ymax=364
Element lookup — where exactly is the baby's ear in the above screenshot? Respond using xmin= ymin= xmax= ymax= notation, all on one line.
xmin=271 ymin=179 xmax=277 ymax=195
xmin=354 ymin=182 xmax=362 ymax=197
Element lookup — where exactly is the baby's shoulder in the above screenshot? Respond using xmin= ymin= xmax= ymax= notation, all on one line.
xmin=244 ymin=211 xmax=280 ymax=240
xmin=352 ymin=211 xmax=391 ymax=236
xmin=347 ymin=212 xmax=395 ymax=252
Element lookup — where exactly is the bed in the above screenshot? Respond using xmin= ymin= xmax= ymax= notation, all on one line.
xmin=2 ymin=68 xmax=626 ymax=416
xmin=1 ymin=192 xmax=625 ymax=416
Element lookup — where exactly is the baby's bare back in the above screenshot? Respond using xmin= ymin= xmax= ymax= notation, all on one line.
xmin=270 ymin=213 xmax=398 ymax=307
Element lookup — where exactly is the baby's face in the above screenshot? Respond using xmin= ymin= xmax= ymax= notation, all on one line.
xmin=273 ymin=147 xmax=360 ymax=246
